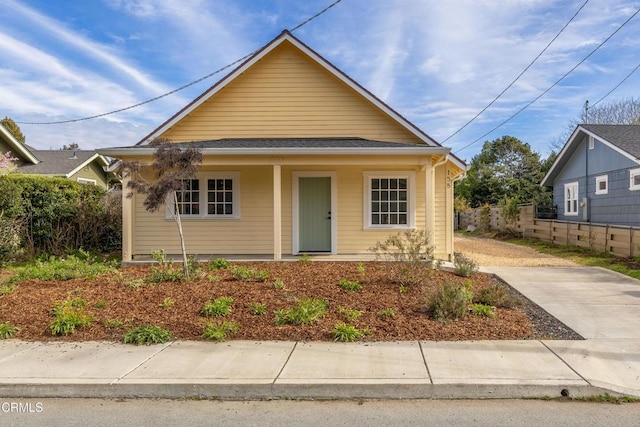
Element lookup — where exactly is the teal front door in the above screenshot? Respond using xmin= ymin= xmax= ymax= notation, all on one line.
xmin=298 ymin=177 xmax=331 ymax=252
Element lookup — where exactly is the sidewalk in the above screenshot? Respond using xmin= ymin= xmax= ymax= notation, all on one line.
xmin=0 ymin=266 xmax=638 ymax=400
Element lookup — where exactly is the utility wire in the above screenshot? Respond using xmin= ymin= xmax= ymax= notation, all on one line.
xmin=454 ymin=6 xmax=640 ymax=155
xmin=16 ymin=0 xmax=342 ymax=125
xmin=591 ymin=60 xmax=640 ymax=107
xmin=441 ymin=0 xmax=589 ymax=143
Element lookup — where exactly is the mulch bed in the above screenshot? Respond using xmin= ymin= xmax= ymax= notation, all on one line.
xmin=0 ymin=262 xmax=578 ymax=342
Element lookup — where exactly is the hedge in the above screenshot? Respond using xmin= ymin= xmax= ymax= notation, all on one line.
xmin=0 ymin=174 xmax=121 ymax=262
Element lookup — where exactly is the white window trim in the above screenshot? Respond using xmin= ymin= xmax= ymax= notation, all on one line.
xmin=165 ymin=172 xmax=240 ymax=220
xmin=77 ymin=177 xmax=97 ymax=185
xmin=630 ymin=168 xmax=640 ymax=191
xmin=363 ymin=171 xmax=415 ymax=229
xmin=564 ymin=181 xmax=579 ymax=216
xmin=595 ymin=175 xmax=608 ymax=195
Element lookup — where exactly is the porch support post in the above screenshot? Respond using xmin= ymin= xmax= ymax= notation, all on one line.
xmin=273 ymin=164 xmax=282 ymax=260
xmin=121 ymin=175 xmax=133 ymax=262
xmin=424 ymin=159 xmax=435 ymax=237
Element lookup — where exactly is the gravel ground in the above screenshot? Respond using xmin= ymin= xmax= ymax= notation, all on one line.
xmin=454 ymin=234 xmax=578 ymax=267
xmin=455 ymin=234 xmax=583 ymax=340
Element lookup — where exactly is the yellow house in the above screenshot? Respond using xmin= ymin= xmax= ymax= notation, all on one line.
xmin=99 ymin=31 xmax=466 ymax=262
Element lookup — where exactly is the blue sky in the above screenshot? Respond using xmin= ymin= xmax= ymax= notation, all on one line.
xmin=1 ymin=0 xmax=639 ymax=161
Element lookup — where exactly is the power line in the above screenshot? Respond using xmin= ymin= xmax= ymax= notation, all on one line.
xmin=441 ymin=0 xmax=589 ymax=143
xmin=454 ymin=6 xmax=640 ymax=156
xmin=15 ymin=0 xmax=343 ymax=125
xmin=591 ymin=61 xmax=640 ymax=107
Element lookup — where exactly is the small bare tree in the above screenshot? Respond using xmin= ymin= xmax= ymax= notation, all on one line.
xmin=123 ymin=138 xmax=203 ymax=279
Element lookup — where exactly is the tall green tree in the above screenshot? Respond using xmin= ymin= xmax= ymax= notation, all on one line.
xmin=0 ymin=117 xmax=25 ymax=144
xmin=456 ymin=135 xmax=551 ymax=207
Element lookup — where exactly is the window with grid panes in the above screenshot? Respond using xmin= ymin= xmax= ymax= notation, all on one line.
xmin=207 ymin=178 xmax=234 ymax=216
xmin=371 ymin=177 xmax=408 ymax=225
xmin=175 ymin=179 xmax=200 ymax=215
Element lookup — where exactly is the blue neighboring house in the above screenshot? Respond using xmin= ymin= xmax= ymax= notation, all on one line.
xmin=542 ymin=124 xmax=640 ymax=226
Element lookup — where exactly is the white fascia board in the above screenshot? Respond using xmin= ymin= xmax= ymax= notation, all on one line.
xmin=65 ymin=153 xmax=109 ymax=178
xmin=0 ymin=124 xmax=40 ymax=164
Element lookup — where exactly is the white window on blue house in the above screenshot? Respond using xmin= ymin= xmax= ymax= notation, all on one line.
xmin=630 ymin=168 xmax=640 ymax=191
xmin=564 ymin=182 xmax=578 ymax=216
xmin=595 ymin=175 xmax=608 ymax=195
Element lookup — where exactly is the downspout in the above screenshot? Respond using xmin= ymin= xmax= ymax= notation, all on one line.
xmin=425 ymin=155 xmax=448 ymax=259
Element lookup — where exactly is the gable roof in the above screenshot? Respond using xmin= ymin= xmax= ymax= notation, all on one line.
xmin=17 ymin=150 xmax=109 ymax=177
xmin=0 ymin=123 xmax=39 ymax=164
xmin=133 ymin=30 xmax=465 ymax=171
xmin=542 ymin=124 xmax=640 ymax=186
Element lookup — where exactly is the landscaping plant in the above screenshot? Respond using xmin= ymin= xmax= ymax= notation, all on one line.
xmin=274 ymin=298 xmax=328 ymax=325
xmin=201 ymin=297 xmax=234 ymax=317
xmin=370 ymin=229 xmax=435 ymax=286
xmin=50 ymin=297 xmax=94 ymax=336
xmin=0 ymin=321 xmax=19 ymax=339
xmin=202 ymin=321 xmax=238 ymax=342
xmin=123 ymin=325 xmax=173 ymax=345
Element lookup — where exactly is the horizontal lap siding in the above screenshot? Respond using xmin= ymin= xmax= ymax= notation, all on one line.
xmin=434 ymin=167 xmax=447 ymax=258
xmin=133 ymin=166 xmax=273 ymax=255
xmin=162 ymin=42 xmax=422 ymax=144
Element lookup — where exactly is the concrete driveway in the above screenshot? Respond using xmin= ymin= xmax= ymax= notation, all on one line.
xmin=490 ymin=266 xmax=640 ymax=396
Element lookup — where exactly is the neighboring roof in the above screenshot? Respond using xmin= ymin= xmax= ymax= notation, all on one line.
xmin=131 ymin=30 xmax=465 ymax=171
xmin=17 ymin=150 xmax=109 ymax=177
xmin=98 ymin=137 xmax=451 ymax=157
xmin=0 ymin=124 xmax=39 ymax=164
xmin=542 ymin=124 xmax=640 ymax=186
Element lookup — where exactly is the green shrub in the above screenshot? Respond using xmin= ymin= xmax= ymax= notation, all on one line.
xmin=148 ymin=249 xmax=183 ymax=283
xmin=202 ymin=321 xmax=238 ymax=342
xmin=429 ymin=282 xmax=473 ymax=323
xmin=0 ymin=175 xmax=121 ymax=256
xmin=159 ymin=298 xmax=175 ymax=308
xmin=475 ymin=284 xmax=519 ymax=308
xmin=370 ymin=229 xmax=435 ymax=286
xmin=379 ymin=308 xmax=396 ymax=317
xmin=274 ymin=298 xmax=328 ymax=325
xmin=50 ymin=297 xmax=94 ymax=336
xmin=332 ymin=323 xmax=367 ymax=342
xmin=470 ymin=303 xmax=496 ymax=317
xmin=104 ymin=319 xmax=123 ymax=328
xmin=5 ymin=254 xmax=115 ymax=285
xmin=231 ymin=265 xmax=269 ymax=282
xmin=250 ymin=302 xmax=267 ymax=315
xmin=0 ymin=284 xmax=18 ymax=295
xmin=201 ymin=297 xmax=234 ymax=317
xmin=0 ymin=214 xmax=21 ymax=266
xmin=0 ymin=321 xmax=20 ymax=339
xmin=453 ymin=252 xmax=479 ymax=277
xmin=208 ymin=258 xmax=231 ymax=270
xmin=338 ymin=306 xmax=362 ymax=321
xmin=272 ymin=278 xmax=285 ymax=289
xmin=124 ymin=325 xmax=173 ymax=345
xmin=338 ymin=278 xmax=362 ymax=291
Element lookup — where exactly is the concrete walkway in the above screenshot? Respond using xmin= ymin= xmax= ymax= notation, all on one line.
xmin=0 ymin=266 xmax=638 ymax=400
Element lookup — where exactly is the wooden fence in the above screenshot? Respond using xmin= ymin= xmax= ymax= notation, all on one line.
xmin=458 ymin=203 xmax=640 ymax=258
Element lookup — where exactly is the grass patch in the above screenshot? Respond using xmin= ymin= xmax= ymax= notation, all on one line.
xmin=202 ymin=321 xmax=238 ymax=342
xmin=274 ymin=298 xmax=328 ymax=325
xmin=338 ymin=306 xmax=362 ymax=322
xmin=159 ymin=298 xmax=175 ymax=308
xmin=332 ymin=323 xmax=368 ymax=342
xmin=338 ymin=278 xmax=362 ymax=291
xmin=4 ymin=254 xmax=115 ymax=285
xmin=201 ymin=297 xmax=234 ymax=317
xmin=379 ymin=308 xmax=396 ymax=317
xmin=231 ymin=265 xmax=269 ymax=282
xmin=50 ymin=297 xmax=94 ymax=336
xmin=0 ymin=321 xmax=19 ymax=339
xmin=123 ymin=325 xmax=172 ymax=345
xmin=508 ymin=238 xmax=640 ymax=280
xmin=0 ymin=284 xmax=18 ymax=295
xmin=572 ymin=393 xmax=638 ymax=404
xmin=249 ymin=302 xmax=267 ymax=315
